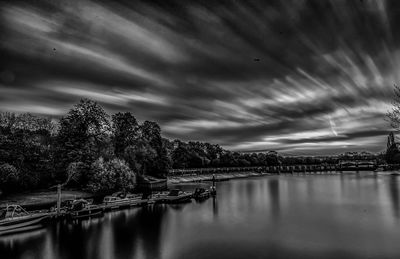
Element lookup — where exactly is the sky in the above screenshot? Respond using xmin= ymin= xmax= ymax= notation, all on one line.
xmin=0 ymin=0 xmax=399 ymax=155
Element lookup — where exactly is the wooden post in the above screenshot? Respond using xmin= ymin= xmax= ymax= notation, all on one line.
xmin=57 ymin=184 xmax=61 ymax=215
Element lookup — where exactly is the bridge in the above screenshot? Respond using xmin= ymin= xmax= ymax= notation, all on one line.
xmin=168 ymin=161 xmax=378 ymax=176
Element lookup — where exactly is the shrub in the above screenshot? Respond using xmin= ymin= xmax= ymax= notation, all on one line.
xmin=0 ymin=163 xmax=20 ymax=193
xmin=87 ymin=157 xmax=136 ymax=194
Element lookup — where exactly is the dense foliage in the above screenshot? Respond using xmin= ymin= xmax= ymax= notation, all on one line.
xmin=87 ymin=157 xmax=135 ymax=193
xmin=0 ymin=98 xmax=379 ymax=194
xmin=0 ymin=99 xmax=169 ymax=194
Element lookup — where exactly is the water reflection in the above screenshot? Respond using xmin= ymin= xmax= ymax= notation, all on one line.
xmin=212 ymin=197 xmax=218 ymax=217
xmin=1 ymin=173 xmax=400 ymax=259
xmin=388 ymin=175 xmax=400 ymax=219
xmin=0 ymin=228 xmax=46 ymax=259
xmin=268 ymin=178 xmax=280 ymax=218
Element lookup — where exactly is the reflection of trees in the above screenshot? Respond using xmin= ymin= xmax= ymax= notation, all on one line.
xmin=5 ymin=206 xmax=169 ymax=259
xmin=388 ymin=176 xmax=400 ymax=219
xmin=135 ymin=205 xmax=167 ymax=259
xmin=50 ymin=218 xmax=104 ymax=259
xmin=212 ymin=197 xmax=218 ymax=217
xmin=110 ymin=205 xmax=168 ymax=259
xmin=0 ymin=228 xmax=47 ymax=259
xmin=268 ymin=178 xmax=280 ymax=218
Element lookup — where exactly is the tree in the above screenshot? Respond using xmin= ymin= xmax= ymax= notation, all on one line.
xmin=124 ymin=140 xmax=157 ymax=178
xmin=0 ymin=112 xmax=54 ymax=189
xmin=171 ymin=145 xmax=188 ymax=168
xmin=387 ymin=84 xmax=400 ymax=129
xmin=112 ymin=112 xmax=138 ymax=158
xmin=55 ymin=99 xmax=111 ymax=184
xmin=87 ymin=157 xmax=136 ymax=194
xmin=386 ymin=85 xmax=400 ymax=163
xmin=138 ymin=121 xmax=170 ymax=177
xmin=386 ymin=132 xmax=399 ymax=163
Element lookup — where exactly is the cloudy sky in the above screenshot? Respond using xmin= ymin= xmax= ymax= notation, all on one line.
xmin=0 ymin=0 xmax=399 ymax=155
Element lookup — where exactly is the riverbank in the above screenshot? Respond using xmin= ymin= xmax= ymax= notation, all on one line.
xmin=0 ymin=171 xmax=269 ymax=209
xmin=168 ymin=171 xmax=270 ymax=184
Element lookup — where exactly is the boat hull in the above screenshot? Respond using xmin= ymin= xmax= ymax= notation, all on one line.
xmin=164 ymin=194 xmax=193 ymax=204
xmin=194 ymin=192 xmax=211 ymax=201
xmin=68 ymin=208 xmax=104 ymax=220
xmin=0 ymin=214 xmax=50 ymax=235
xmin=102 ymin=199 xmax=145 ymax=211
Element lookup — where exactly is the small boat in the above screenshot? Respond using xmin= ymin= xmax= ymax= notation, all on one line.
xmin=146 ymin=191 xmax=170 ymax=204
xmin=210 ymin=186 xmax=217 ymax=196
xmin=144 ymin=191 xmax=169 ymax=204
xmin=193 ymin=188 xmax=211 ymax=200
xmin=0 ymin=205 xmax=51 ymax=235
xmin=193 ymin=186 xmax=217 ymax=200
xmin=67 ymin=199 xmax=103 ymax=219
xmin=164 ymin=189 xmax=193 ymax=204
xmin=102 ymin=193 xmax=143 ymax=210
xmin=126 ymin=193 xmax=147 ymax=204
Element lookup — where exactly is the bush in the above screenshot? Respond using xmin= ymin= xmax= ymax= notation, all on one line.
xmin=87 ymin=157 xmax=136 ymax=194
xmin=0 ymin=163 xmax=20 ymax=193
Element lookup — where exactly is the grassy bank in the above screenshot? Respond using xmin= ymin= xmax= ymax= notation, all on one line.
xmin=0 ymin=190 xmax=93 ymax=210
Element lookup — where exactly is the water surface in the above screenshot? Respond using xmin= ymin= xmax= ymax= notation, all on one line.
xmin=1 ymin=172 xmax=400 ymax=259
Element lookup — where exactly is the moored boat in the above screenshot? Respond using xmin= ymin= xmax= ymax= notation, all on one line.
xmin=210 ymin=186 xmax=217 ymax=196
xmin=164 ymin=189 xmax=193 ymax=204
xmin=0 ymin=205 xmax=51 ymax=235
xmin=102 ymin=193 xmax=143 ymax=210
xmin=193 ymin=186 xmax=217 ymax=200
xmin=193 ymin=188 xmax=211 ymax=200
xmin=146 ymin=191 xmax=170 ymax=204
xmin=67 ymin=199 xmax=103 ymax=220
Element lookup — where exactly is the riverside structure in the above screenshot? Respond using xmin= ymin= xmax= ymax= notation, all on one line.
xmin=168 ymin=160 xmax=379 ymax=176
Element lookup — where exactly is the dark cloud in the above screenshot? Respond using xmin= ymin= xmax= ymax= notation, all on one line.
xmin=0 ymin=0 xmax=397 ymax=154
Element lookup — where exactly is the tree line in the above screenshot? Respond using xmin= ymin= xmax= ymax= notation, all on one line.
xmin=0 ymin=98 xmax=378 ymax=195
xmin=0 ymin=99 xmax=168 ymax=194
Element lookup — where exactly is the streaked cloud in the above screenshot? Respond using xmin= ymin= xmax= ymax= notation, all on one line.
xmin=0 ymin=0 xmax=398 ymax=154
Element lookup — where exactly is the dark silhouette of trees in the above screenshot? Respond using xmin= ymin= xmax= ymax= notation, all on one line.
xmin=0 ymin=97 xmax=378 ymax=194
xmin=112 ymin=113 xmax=169 ymax=178
xmin=0 ymin=163 xmax=20 ymax=194
xmin=54 ymin=98 xmax=111 ymax=186
xmin=140 ymin=121 xmax=170 ymax=178
xmin=386 ymin=85 xmax=400 ymax=163
xmin=0 ymin=112 xmax=54 ymax=191
xmin=112 ymin=112 xmax=138 ymax=158
xmin=385 ymin=132 xmax=400 ymax=163
xmin=124 ymin=139 xmax=157 ymax=177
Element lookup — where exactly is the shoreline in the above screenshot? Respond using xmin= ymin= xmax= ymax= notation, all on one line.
xmin=168 ymin=171 xmax=270 ymax=184
xmin=0 ymin=172 xmax=269 ymax=209
xmin=4 ymin=170 xmax=396 ymax=209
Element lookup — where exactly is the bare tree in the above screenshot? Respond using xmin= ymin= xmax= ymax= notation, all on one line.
xmin=387 ymin=84 xmax=400 ymax=129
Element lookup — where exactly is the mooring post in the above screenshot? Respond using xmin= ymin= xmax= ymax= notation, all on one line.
xmin=57 ymin=184 xmax=61 ymax=215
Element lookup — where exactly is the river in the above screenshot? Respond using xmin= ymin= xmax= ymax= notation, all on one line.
xmin=1 ymin=171 xmax=400 ymax=259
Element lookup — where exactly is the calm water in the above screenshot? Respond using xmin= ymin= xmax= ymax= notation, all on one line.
xmin=1 ymin=172 xmax=400 ymax=259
